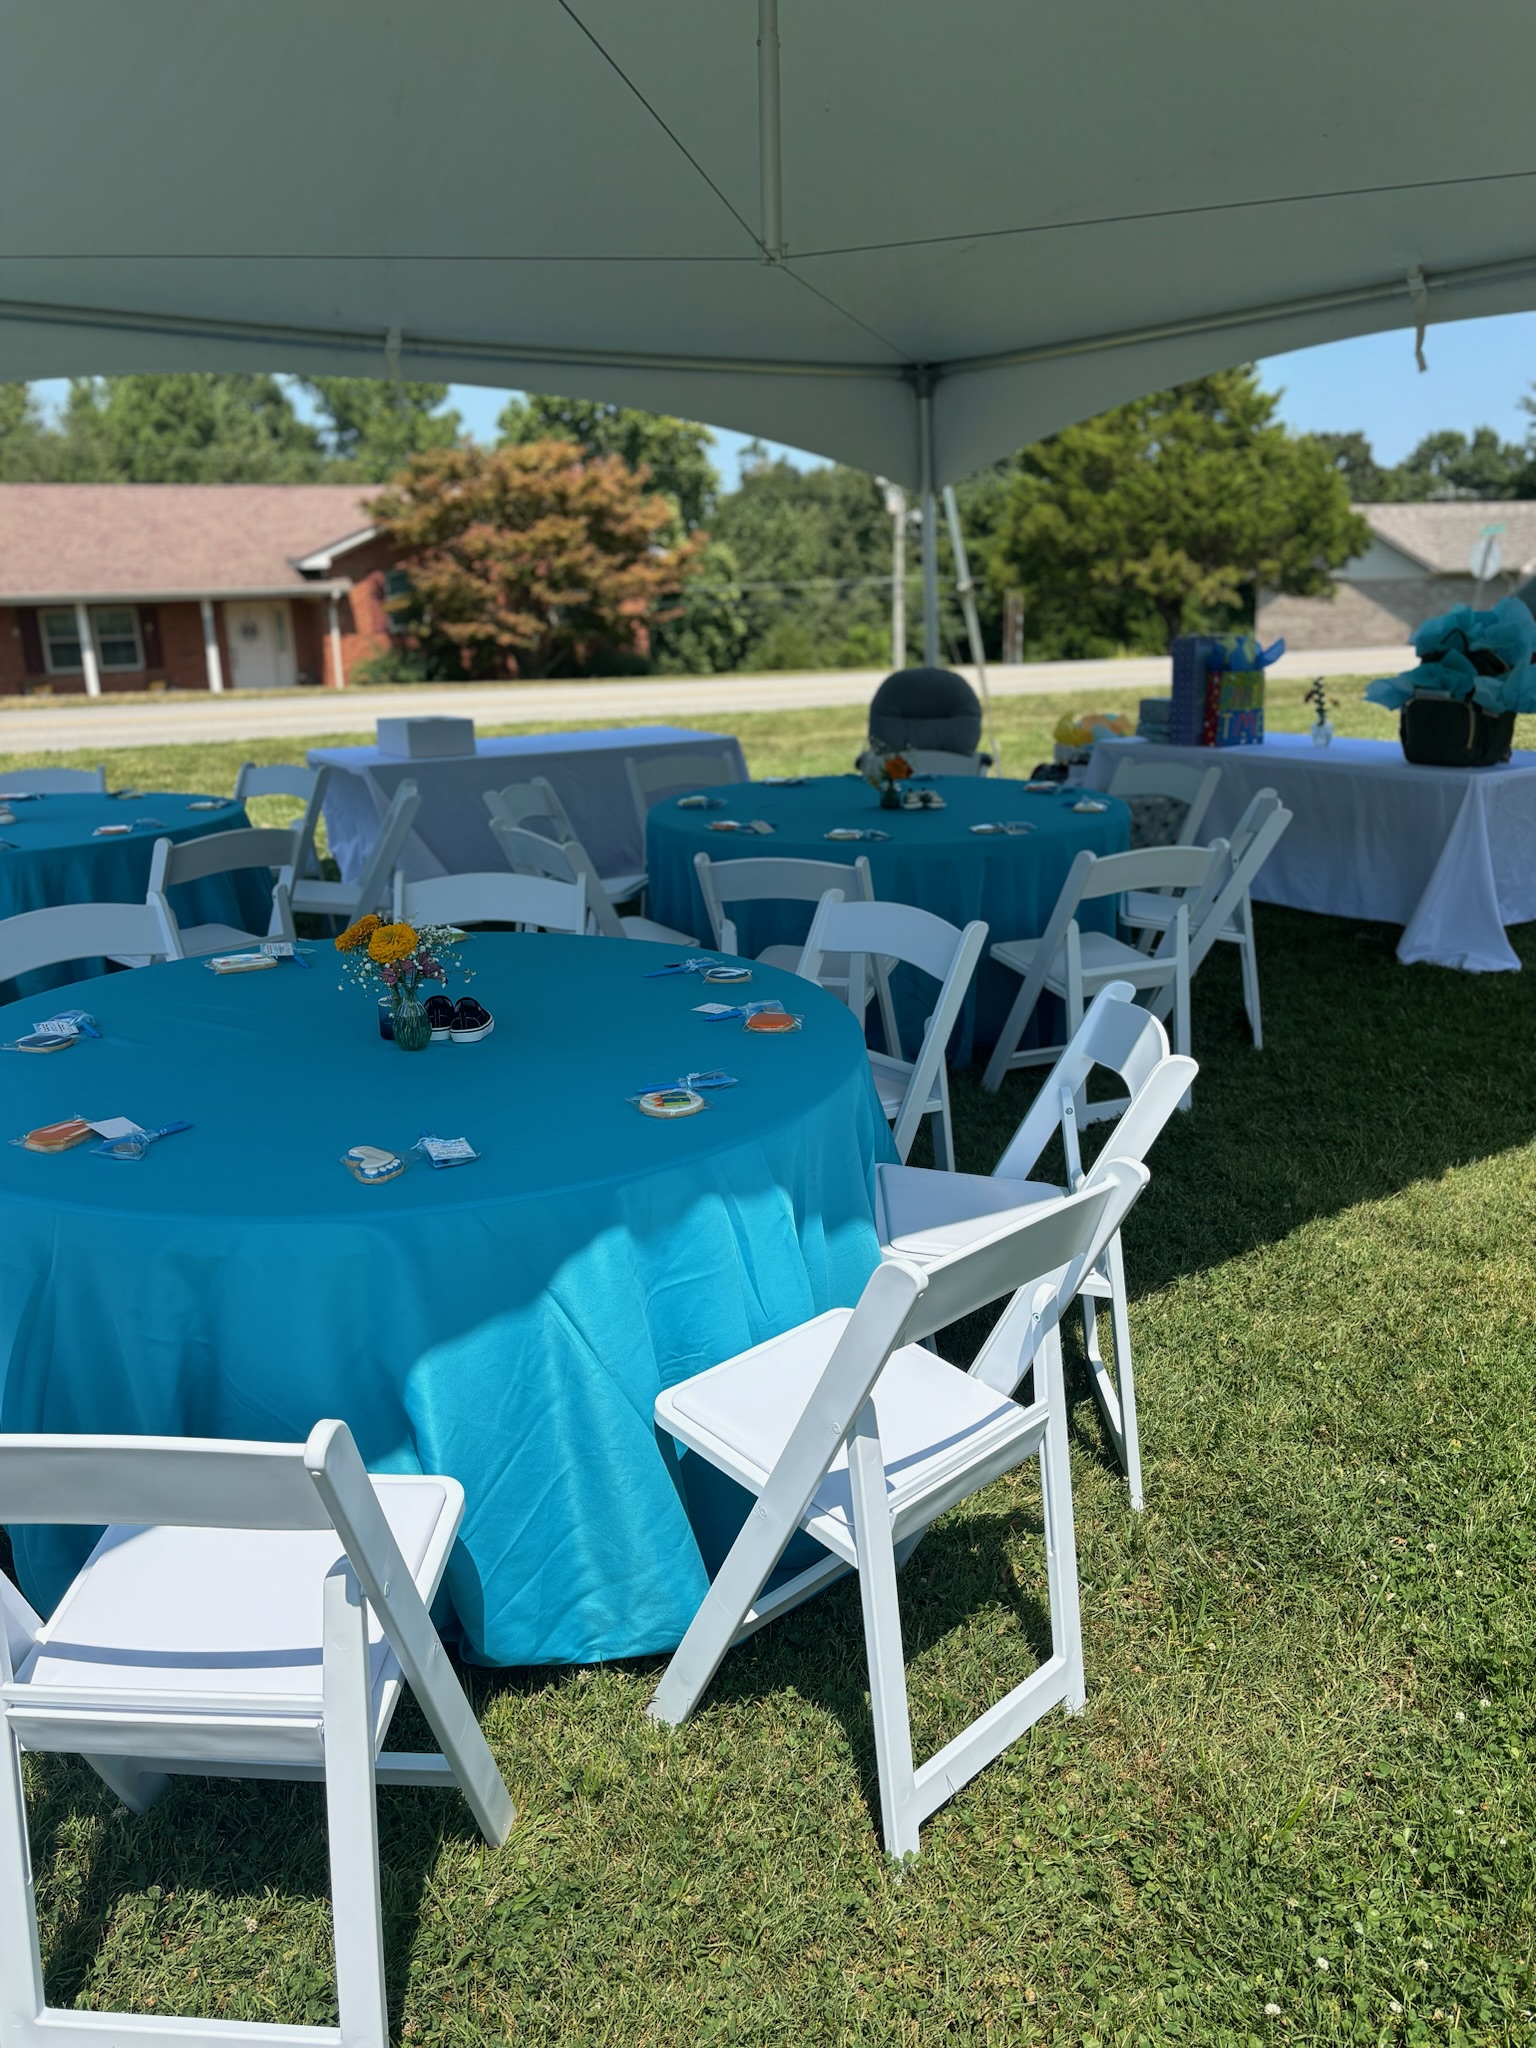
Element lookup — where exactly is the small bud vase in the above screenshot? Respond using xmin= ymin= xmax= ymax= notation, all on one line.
xmin=1311 ymin=718 xmax=1335 ymax=748
xmin=879 ymin=785 xmax=902 ymax=809
xmin=390 ymin=989 xmax=433 ymax=1052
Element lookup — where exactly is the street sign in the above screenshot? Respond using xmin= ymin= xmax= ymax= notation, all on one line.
xmin=1470 ymin=526 xmax=1505 ymax=583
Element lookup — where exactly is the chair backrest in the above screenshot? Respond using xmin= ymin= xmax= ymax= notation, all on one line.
xmin=0 ymin=901 xmax=176 ymax=985
xmin=234 ymin=761 xmax=320 ymax=804
xmin=1182 ymin=794 xmax=1292 ymax=977
xmin=1030 ymin=842 xmax=1224 ymax=973
xmin=147 ymin=826 xmax=298 ymax=949
xmin=627 ymin=750 xmax=741 ymax=837
xmin=800 ymin=895 xmax=988 ymax=1158
xmin=994 ymin=979 xmax=1198 ymax=1187
xmin=483 ymin=776 xmax=576 ymax=843
xmin=1224 ymin=785 xmax=1284 ymax=869
xmin=0 ymin=765 xmax=107 ymax=794
xmin=345 ymin=777 xmax=422 ymax=916
xmin=488 ymin=815 xmax=621 ymax=936
xmin=755 ymin=1174 xmax=1140 ymax=1526
xmin=693 ymin=851 xmax=875 ymax=954
xmin=1107 ymin=759 xmax=1221 ymax=844
xmin=395 ymin=868 xmax=588 ymax=934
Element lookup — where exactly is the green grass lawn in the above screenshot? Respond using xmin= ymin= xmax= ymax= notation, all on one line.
xmin=3 ymin=695 xmax=1535 ymax=2044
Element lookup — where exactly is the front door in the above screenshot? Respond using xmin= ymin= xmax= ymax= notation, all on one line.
xmin=226 ymin=601 xmax=297 ymax=690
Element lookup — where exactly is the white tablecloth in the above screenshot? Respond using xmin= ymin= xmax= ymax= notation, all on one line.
xmin=309 ymin=725 xmax=747 ymax=887
xmin=1085 ymin=734 xmax=1536 ymax=973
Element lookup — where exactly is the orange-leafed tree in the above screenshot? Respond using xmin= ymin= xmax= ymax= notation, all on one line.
xmin=367 ymin=441 xmax=702 ymax=679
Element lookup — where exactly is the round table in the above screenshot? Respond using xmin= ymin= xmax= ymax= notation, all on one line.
xmin=646 ymin=775 xmax=1132 ymax=1061
xmin=0 ymin=934 xmax=891 ymax=1667
xmin=0 ymin=791 xmax=271 ymax=1001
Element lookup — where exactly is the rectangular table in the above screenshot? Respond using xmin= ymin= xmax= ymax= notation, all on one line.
xmin=1085 ymin=734 xmax=1536 ymax=972
xmin=309 ymin=725 xmax=747 ymax=887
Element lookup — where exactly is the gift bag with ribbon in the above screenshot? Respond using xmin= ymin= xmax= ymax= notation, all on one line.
xmin=1170 ymin=634 xmax=1284 ymax=747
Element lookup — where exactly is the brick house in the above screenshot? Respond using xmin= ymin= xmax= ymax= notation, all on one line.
xmin=1257 ymin=501 xmax=1536 ymax=651
xmin=0 ymin=484 xmax=401 ymax=695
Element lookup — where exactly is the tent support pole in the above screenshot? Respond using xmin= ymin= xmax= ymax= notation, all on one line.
xmin=918 ymin=375 xmax=939 ymax=665
xmin=942 ymin=484 xmax=996 ymax=762
xmin=757 ymin=0 xmax=786 ymax=264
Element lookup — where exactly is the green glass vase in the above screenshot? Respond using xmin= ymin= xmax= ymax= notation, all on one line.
xmin=391 ymin=989 xmax=433 ymax=1052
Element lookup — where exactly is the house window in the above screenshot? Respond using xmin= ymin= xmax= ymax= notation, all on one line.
xmin=40 ymin=610 xmax=83 ymax=674
xmin=38 ymin=606 xmax=145 ymax=675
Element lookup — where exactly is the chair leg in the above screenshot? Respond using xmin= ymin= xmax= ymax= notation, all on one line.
xmin=322 ymin=1566 xmax=390 ymax=2048
xmin=932 ymin=1067 xmax=956 ymax=1173
xmin=648 ymin=1477 xmax=802 ymax=1726
xmin=81 ymin=1753 xmax=170 ymax=1814
xmin=1105 ymin=1234 xmax=1144 ymax=1512
xmin=0 ymin=1721 xmax=47 ymax=2037
xmin=1237 ymin=898 xmax=1263 ymax=1049
xmin=1173 ymin=947 xmax=1193 ymax=1110
xmin=1036 ymin=1328 xmax=1086 ymax=1713
xmin=847 ymin=1405 xmax=920 ymax=1860
xmin=981 ymin=962 xmax=1049 ymax=1093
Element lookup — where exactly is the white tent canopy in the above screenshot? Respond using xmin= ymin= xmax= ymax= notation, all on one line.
xmin=4 ymin=4 xmax=1535 ymax=487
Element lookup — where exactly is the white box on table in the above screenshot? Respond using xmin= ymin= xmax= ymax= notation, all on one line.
xmin=375 ymin=716 xmax=477 ymax=759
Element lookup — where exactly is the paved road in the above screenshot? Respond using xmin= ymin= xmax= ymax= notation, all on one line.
xmin=0 ymin=646 xmax=1406 ymax=755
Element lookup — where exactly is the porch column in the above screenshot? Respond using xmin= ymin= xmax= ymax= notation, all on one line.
xmin=72 ymin=601 xmax=101 ymax=698
xmin=199 ymin=598 xmax=225 ymax=693
xmin=327 ymin=594 xmax=346 ymax=688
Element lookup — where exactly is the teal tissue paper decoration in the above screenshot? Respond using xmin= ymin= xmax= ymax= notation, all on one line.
xmin=1365 ymin=597 xmax=1536 ymax=715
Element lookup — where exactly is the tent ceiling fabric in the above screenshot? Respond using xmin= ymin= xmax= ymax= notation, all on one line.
xmin=4 ymin=0 xmax=1536 ymax=484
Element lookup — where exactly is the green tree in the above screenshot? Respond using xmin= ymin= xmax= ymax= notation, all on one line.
xmin=299 ymin=377 xmax=461 ymax=481
xmin=1312 ymin=429 xmax=1391 ymax=502
xmin=497 ymin=394 xmax=718 ymax=532
xmin=1385 ymin=426 xmax=1531 ymax=501
xmin=986 ymin=368 xmax=1371 ymax=654
xmin=711 ymin=456 xmax=893 ymax=670
xmin=367 ymin=441 xmax=702 ymax=680
xmin=0 ymin=383 xmax=61 ymax=479
xmin=61 ymin=374 xmax=326 ymax=482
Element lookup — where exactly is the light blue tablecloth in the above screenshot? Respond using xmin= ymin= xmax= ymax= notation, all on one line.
xmin=0 ymin=934 xmax=891 ymax=1666
xmin=646 ymin=776 xmax=1131 ymax=1062
xmin=0 ymin=791 xmax=270 ymax=1001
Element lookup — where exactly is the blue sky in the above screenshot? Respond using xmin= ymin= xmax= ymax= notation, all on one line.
xmin=30 ymin=307 xmax=1536 ymax=477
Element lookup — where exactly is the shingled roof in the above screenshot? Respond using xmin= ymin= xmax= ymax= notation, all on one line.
xmin=0 ymin=483 xmax=376 ymax=601
xmin=1358 ymin=501 xmax=1536 ymax=577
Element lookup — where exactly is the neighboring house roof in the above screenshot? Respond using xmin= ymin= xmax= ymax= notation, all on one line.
xmin=0 ymin=484 xmax=378 ymax=602
xmin=1352 ymin=501 xmax=1536 ymax=577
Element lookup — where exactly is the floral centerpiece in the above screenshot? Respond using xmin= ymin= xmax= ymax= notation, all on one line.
xmin=334 ymin=913 xmax=470 ymax=1052
xmin=864 ymin=750 xmax=913 ymax=810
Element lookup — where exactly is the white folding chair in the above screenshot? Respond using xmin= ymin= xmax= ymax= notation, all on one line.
xmin=488 ymin=811 xmax=697 ymax=944
xmin=290 ymin=778 xmax=420 ymax=928
xmin=1106 ymin=758 xmax=1221 ymax=847
xmin=394 ymin=867 xmax=587 ymax=934
xmin=980 ymin=843 xmax=1226 ymax=1100
xmin=147 ymin=826 xmax=298 ymax=958
xmin=0 ymin=901 xmax=176 ymax=985
xmin=485 ymin=777 xmax=648 ymax=910
xmin=693 ymin=850 xmax=901 ymax=1052
xmin=877 ymin=981 xmax=1198 ymax=1510
xmin=648 ymin=1167 xmax=1147 ymax=1860
xmin=1122 ymin=790 xmax=1292 ymax=1050
xmin=0 ymin=1419 xmax=513 ymax=2048
xmin=625 ymin=750 xmax=743 ymax=897
xmin=798 ymin=896 xmax=987 ymax=1169
xmin=0 ymin=766 xmax=107 ymax=794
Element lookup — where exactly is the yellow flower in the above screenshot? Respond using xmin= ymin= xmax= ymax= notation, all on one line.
xmin=367 ymin=921 xmax=418 ymax=965
xmin=335 ymin=913 xmax=382 ymax=954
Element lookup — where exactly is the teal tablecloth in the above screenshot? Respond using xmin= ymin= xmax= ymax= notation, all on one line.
xmin=0 ymin=791 xmax=272 ymax=1001
xmin=646 ymin=776 xmax=1131 ymax=1062
xmin=0 ymin=934 xmax=891 ymax=1666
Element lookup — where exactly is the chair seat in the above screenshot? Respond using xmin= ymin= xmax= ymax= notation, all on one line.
xmin=1121 ymin=888 xmax=1241 ymax=940
xmin=16 ymin=1477 xmax=453 ymax=1716
xmin=177 ymin=921 xmax=268 ymax=957
xmin=876 ymin=1163 xmax=1063 ymax=1254
xmin=868 ymin=1050 xmax=941 ymax=1123
xmin=992 ymin=929 xmax=1173 ymax=985
xmin=621 ymin=915 xmax=699 ymax=945
xmin=756 ymin=942 xmax=804 ymax=973
xmin=660 ymin=1311 xmax=1026 ymax=1545
xmin=602 ymin=870 xmax=647 ymax=905
xmin=288 ymin=878 xmax=362 ymax=916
